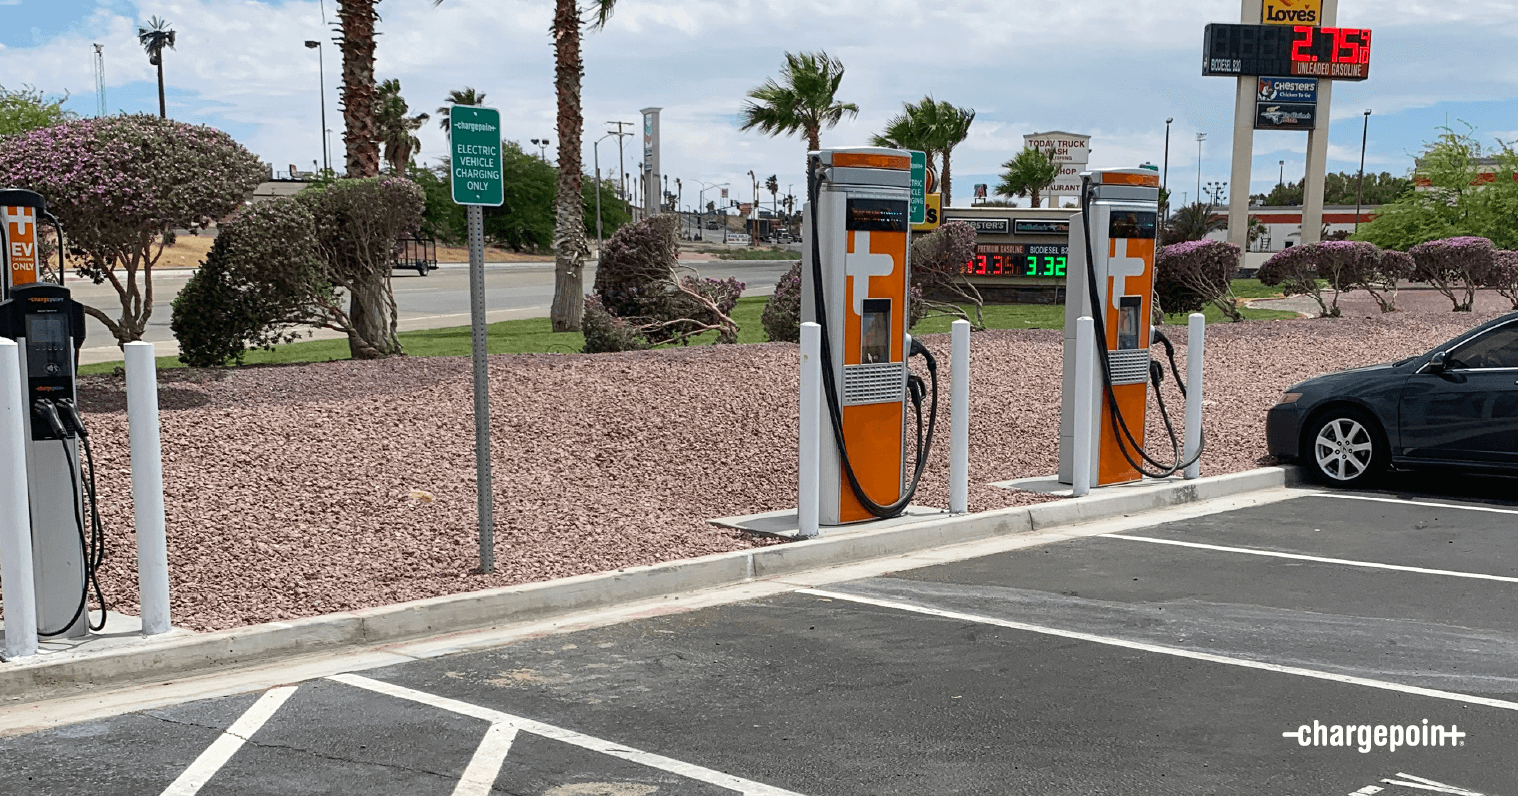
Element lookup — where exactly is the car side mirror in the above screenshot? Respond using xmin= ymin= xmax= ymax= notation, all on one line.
xmin=1428 ymin=351 xmax=1448 ymax=373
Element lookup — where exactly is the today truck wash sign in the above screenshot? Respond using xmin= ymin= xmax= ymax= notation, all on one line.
xmin=450 ymin=106 xmax=504 ymax=207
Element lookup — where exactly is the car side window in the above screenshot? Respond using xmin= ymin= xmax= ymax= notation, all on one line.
xmin=1446 ymin=323 xmax=1518 ymax=369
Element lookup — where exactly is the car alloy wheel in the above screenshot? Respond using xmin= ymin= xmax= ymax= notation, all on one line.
xmin=1313 ymin=416 xmax=1375 ymax=482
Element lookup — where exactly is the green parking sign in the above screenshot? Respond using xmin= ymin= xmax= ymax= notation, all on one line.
xmin=909 ymin=150 xmax=927 ymax=225
xmin=450 ymin=106 xmax=504 ymax=206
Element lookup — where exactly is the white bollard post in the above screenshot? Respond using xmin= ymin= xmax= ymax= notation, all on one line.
xmin=1072 ymin=316 xmax=1096 ymax=497
xmin=798 ymin=323 xmax=822 ymax=539
xmin=1184 ymin=313 xmax=1206 ymax=480
xmin=0 ymin=339 xmax=38 ymax=659
xmin=950 ymin=320 xmax=970 ymax=514
xmin=124 ymin=342 xmax=171 ymax=636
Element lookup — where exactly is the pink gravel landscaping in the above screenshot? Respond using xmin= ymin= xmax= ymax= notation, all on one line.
xmin=30 ymin=297 xmax=1511 ymax=632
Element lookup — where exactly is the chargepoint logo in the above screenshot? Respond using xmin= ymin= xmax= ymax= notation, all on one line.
xmin=1284 ymin=720 xmax=1466 ymax=753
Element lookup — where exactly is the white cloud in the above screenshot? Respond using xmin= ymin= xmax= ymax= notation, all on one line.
xmin=4 ymin=0 xmax=1517 ymax=206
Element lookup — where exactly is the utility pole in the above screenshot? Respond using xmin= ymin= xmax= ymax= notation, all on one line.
xmin=93 ymin=44 xmax=106 ymax=116
xmin=607 ymin=120 xmax=633 ymax=201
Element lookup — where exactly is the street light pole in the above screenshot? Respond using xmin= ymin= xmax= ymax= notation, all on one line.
xmin=304 ymin=41 xmax=328 ymax=173
xmin=1195 ymin=132 xmax=1206 ymax=207
xmin=1355 ymin=109 xmax=1372 ymax=233
xmin=1162 ymin=118 xmax=1172 ymax=223
xmin=593 ymin=132 xmax=615 ymax=256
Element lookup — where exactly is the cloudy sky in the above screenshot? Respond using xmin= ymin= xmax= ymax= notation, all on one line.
xmin=4 ymin=0 xmax=1517 ymax=209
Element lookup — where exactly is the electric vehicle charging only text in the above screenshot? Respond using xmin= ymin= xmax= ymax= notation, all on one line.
xmin=1059 ymin=168 xmax=1200 ymax=488
xmin=802 ymin=147 xmax=939 ymax=526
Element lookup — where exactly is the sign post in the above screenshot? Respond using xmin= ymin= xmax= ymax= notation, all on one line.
xmin=449 ymin=105 xmax=504 ymax=574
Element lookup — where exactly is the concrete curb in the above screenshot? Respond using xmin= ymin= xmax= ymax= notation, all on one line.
xmin=0 ymin=466 xmax=1303 ymax=698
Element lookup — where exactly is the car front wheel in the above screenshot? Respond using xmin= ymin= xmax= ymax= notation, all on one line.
xmin=1306 ymin=409 xmax=1386 ymax=486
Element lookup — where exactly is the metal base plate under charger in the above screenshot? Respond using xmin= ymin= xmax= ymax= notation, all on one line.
xmin=992 ymin=474 xmax=1188 ymax=497
xmin=709 ymin=505 xmax=945 ymax=540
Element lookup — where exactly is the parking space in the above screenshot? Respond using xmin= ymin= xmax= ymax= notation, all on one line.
xmin=2 ymin=486 xmax=1516 ymax=795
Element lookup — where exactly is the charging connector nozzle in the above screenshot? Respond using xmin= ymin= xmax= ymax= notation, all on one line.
xmin=32 ymin=400 xmax=70 ymax=439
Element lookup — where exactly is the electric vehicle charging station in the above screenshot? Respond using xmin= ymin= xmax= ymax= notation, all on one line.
xmin=1059 ymin=168 xmax=1200 ymax=488
xmin=801 ymin=147 xmax=939 ymax=526
xmin=1 ymin=188 xmax=109 ymax=646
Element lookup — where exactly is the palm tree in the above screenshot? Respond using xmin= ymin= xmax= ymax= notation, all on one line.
xmin=996 ymin=147 xmax=1059 ymax=208
xmin=738 ymin=51 xmax=859 ymax=174
xmin=136 ymin=17 xmax=176 ymax=119
xmin=1164 ymin=202 xmax=1228 ymax=243
xmin=375 ymin=79 xmax=428 ymax=176
xmin=336 ymin=1 xmax=381 ymax=177
xmin=871 ymin=96 xmax=974 ymax=207
xmin=437 ymin=87 xmax=486 ymax=136
xmin=933 ymin=101 xmax=975 ymax=208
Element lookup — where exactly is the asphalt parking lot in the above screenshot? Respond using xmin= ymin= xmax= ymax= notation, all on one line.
xmin=2 ymin=480 xmax=1516 ymax=795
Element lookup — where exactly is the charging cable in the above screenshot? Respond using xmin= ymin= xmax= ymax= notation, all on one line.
xmin=32 ymin=400 xmax=108 ymax=636
xmin=806 ymin=154 xmax=939 ymax=518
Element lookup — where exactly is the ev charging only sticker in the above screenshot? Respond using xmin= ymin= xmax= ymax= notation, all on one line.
xmin=5 ymin=206 xmax=39 ymax=287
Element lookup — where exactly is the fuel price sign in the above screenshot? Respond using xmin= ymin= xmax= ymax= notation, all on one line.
xmin=963 ymin=244 xmax=1069 ymax=278
xmin=1203 ymin=23 xmax=1371 ymax=80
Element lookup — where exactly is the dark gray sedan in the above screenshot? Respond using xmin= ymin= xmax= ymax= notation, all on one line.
xmin=1266 ymin=311 xmax=1518 ymax=485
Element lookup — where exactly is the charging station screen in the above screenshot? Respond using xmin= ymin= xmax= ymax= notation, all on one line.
xmin=846 ymin=199 xmax=908 ymax=232
xmin=860 ymin=299 xmax=892 ymax=364
xmin=1108 ymin=211 xmax=1156 ymax=239
xmin=25 ymin=313 xmax=70 ymax=377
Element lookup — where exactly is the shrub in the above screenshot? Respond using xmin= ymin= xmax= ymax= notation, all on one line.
xmin=581 ymin=295 xmax=651 ymax=353
xmin=1361 ymin=248 xmax=1415 ymax=313
xmin=587 ymin=214 xmax=742 ymax=350
xmin=1486 ymin=250 xmax=1518 ymax=310
xmin=0 ymin=114 xmax=265 ymax=345
xmin=1257 ymin=240 xmax=1373 ymax=317
xmin=1155 ymin=239 xmax=1242 ymax=320
xmin=1409 ymin=236 xmax=1496 ymax=312
xmin=761 ymin=262 xmax=803 ymax=343
xmin=296 ymin=177 xmax=425 ymax=358
xmin=171 ymin=199 xmax=329 ymax=366
xmin=911 ymin=221 xmax=983 ymax=328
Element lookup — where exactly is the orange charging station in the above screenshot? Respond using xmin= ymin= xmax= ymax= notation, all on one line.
xmin=802 ymin=147 xmax=916 ymax=525
xmin=1058 ymin=168 xmax=1161 ymax=487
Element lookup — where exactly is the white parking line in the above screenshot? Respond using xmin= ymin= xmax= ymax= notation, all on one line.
xmin=1097 ymin=533 xmax=1518 ymax=584
xmin=799 ymin=588 xmax=1518 ymax=713
xmin=158 ymin=686 xmax=297 ymax=796
xmin=452 ymin=722 xmax=520 ymax=796
xmin=329 ymin=673 xmax=807 ymax=796
xmin=1315 ymin=493 xmax=1518 ymax=516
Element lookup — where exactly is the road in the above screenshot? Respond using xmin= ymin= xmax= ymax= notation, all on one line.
xmin=3 ymin=475 xmax=1515 ymax=794
xmin=69 ymin=258 xmax=796 ymax=365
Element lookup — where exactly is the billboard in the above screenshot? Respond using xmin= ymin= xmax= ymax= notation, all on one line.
xmin=1255 ymin=102 xmax=1317 ymax=130
xmin=1257 ymin=76 xmax=1318 ymax=103
xmin=1261 ymin=0 xmax=1321 ymax=25
xmin=1022 ymin=132 xmax=1090 ymax=165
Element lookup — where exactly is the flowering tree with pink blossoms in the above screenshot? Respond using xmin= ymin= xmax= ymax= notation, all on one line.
xmin=1486 ymin=249 xmax=1518 ymax=310
xmin=0 ymin=114 xmax=265 ymax=345
xmin=1409 ymin=236 xmax=1497 ymax=312
xmin=1155 ymin=239 xmax=1242 ymax=321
